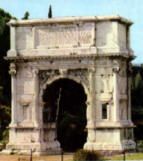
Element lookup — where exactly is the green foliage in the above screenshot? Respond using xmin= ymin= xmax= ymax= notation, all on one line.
xmin=0 ymin=16 xmax=4 ymax=35
xmin=0 ymin=8 xmax=13 ymax=145
xmin=131 ymin=64 xmax=143 ymax=140
xmin=0 ymin=8 xmax=12 ymax=35
xmin=73 ymin=149 xmax=104 ymax=161
xmin=0 ymin=104 xmax=11 ymax=143
xmin=136 ymin=140 xmax=143 ymax=151
xmin=48 ymin=5 xmax=52 ymax=18
xmin=0 ymin=8 xmax=14 ymax=105
xmin=131 ymin=65 xmax=143 ymax=107
xmin=22 ymin=11 xmax=30 ymax=20
xmin=135 ymin=73 xmax=143 ymax=89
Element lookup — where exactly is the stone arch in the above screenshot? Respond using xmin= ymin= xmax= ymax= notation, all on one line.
xmin=39 ymin=75 xmax=89 ymax=151
xmin=39 ymin=73 xmax=90 ymax=127
xmin=39 ymin=73 xmax=90 ymax=106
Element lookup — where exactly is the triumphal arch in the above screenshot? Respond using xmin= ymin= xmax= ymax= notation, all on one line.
xmin=5 ymin=15 xmax=136 ymax=154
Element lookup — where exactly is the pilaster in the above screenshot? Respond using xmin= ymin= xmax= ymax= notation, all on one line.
xmin=112 ymin=64 xmax=120 ymax=122
xmin=32 ymin=68 xmax=40 ymax=127
xmin=84 ymin=67 xmax=96 ymax=147
xmin=127 ymin=62 xmax=132 ymax=123
xmin=9 ymin=63 xmax=17 ymax=126
xmin=87 ymin=67 xmax=96 ymax=129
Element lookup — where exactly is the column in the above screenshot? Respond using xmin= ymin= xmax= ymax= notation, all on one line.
xmin=128 ymin=76 xmax=132 ymax=122
xmin=87 ymin=67 xmax=96 ymax=129
xmin=33 ymin=69 xmax=39 ymax=127
xmin=127 ymin=63 xmax=132 ymax=123
xmin=113 ymin=66 xmax=120 ymax=122
xmin=9 ymin=63 xmax=17 ymax=126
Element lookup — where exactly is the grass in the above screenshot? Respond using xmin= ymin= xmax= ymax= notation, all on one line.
xmin=108 ymin=152 xmax=143 ymax=160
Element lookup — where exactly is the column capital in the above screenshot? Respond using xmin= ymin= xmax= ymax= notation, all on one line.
xmin=9 ymin=63 xmax=16 ymax=76
xmin=112 ymin=66 xmax=120 ymax=73
xmin=32 ymin=68 xmax=39 ymax=77
xmin=88 ymin=67 xmax=96 ymax=73
xmin=112 ymin=60 xmax=120 ymax=73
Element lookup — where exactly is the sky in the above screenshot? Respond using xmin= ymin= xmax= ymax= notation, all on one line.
xmin=0 ymin=0 xmax=142 ymax=64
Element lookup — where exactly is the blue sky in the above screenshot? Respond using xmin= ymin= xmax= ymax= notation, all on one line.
xmin=0 ymin=0 xmax=142 ymax=63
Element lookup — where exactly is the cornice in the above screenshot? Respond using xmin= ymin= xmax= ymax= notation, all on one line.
xmin=5 ymin=53 xmax=135 ymax=62
xmin=8 ymin=15 xmax=133 ymax=27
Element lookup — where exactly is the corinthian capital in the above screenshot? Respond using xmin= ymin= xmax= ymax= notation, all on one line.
xmin=112 ymin=61 xmax=120 ymax=73
xmin=9 ymin=63 xmax=16 ymax=76
xmin=88 ymin=67 xmax=96 ymax=73
xmin=112 ymin=66 xmax=120 ymax=73
xmin=32 ymin=68 xmax=39 ymax=78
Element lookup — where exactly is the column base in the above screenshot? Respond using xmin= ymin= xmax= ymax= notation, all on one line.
xmin=84 ymin=140 xmax=136 ymax=151
xmin=7 ymin=49 xmax=17 ymax=57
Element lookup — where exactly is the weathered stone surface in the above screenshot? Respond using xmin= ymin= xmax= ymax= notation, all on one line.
xmin=4 ymin=15 xmax=135 ymax=154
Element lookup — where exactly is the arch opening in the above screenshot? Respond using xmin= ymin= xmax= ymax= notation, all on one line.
xmin=42 ymin=78 xmax=87 ymax=151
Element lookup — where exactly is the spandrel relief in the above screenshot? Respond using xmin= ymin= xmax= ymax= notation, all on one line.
xmin=39 ymin=70 xmax=60 ymax=86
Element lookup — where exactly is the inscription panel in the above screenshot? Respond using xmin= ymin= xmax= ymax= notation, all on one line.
xmin=36 ymin=25 xmax=77 ymax=48
xmin=36 ymin=23 xmax=94 ymax=48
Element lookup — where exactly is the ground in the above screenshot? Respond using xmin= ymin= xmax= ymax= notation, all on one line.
xmin=0 ymin=154 xmax=73 ymax=161
xmin=109 ymin=152 xmax=143 ymax=160
xmin=0 ymin=152 xmax=143 ymax=160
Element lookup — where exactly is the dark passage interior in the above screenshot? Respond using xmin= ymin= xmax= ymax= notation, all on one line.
xmin=43 ymin=78 xmax=87 ymax=151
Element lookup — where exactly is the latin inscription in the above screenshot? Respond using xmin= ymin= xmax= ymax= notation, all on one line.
xmin=36 ymin=23 xmax=93 ymax=48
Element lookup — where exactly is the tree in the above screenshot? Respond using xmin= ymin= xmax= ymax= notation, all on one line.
xmin=0 ymin=16 xmax=4 ymax=35
xmin=135 ymin=72 xmax=143 ymax=89
xmin=22 ymin=11 xmax=30 ymax=20
xmin=0 ymin=8 xmax=15 ymax=143
xmin=131 ymin=65 xmax=143 ymax=141
xmin=0 ymin=8 xmax=14 ymax=105
xmin=48 ymin=5 xmax=52 ymax=18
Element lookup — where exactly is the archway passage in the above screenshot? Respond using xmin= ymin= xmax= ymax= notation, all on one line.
xmin=43 ymin=78 xmax=87 ymax=151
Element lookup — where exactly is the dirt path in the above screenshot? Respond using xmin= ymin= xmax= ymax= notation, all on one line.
xmin=0 ymin=154 xmax=73 ymax=161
